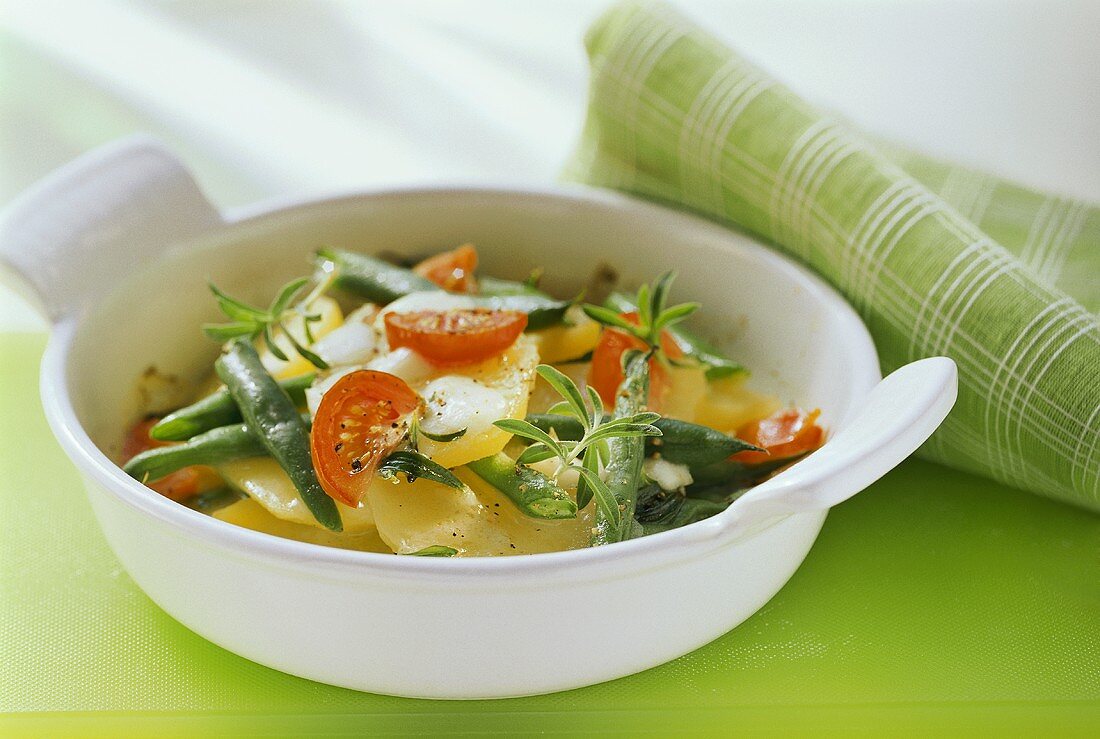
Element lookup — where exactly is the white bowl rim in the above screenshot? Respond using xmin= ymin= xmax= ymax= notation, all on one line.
xmin=39 ymin=183 xmax=881 ymax=583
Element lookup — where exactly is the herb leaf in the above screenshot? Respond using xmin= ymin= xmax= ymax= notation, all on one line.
xmin=574 ymin=464 xmax=620 ymax=529
xmin=582 ymin=304 xmax=636 ymax=332
xmin=204 ymin=277 xmax=330 ymax=370
xmin=418 ymin=427 xmax=468 ymax=443
xmin=270 ymin=277 xmax=310 ymax=317
xmin=516 ymin=443 xmax=557 ymax=465
xmin=378 ymin=450 xmax=463 ymax=489
xmin=584 ymin=272 xmax=700 ymax=350
xmin=202 ymin=321 xmax=260 ymax=341
xmin=535 ymin=365 xmax=589 ymax=429
xmin=407 ymin=545 xmax=458 ymax=557
xmin=502 ymin=364 xmax=662 ymax=511
xmin=493 ymin=419 xmax=566 ymax=457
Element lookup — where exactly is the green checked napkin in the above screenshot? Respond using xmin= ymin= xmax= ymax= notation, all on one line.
xmin=567 ymin=1 xmax=1100 ymax=511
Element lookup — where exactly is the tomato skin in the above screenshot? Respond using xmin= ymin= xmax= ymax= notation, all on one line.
xmin=310 ymin=370 xmax=422 ymax=507
xmin=586 ymin=312 xmax=684 ymax=411
xmin=413 ymin=244 xmax=479 ymax=293
xmin=731 ymin=408 xmax=824 ymax=465
xmin=123 ymin=418 xmax=209 ymax=501
xmin=384 ymin=308 xmax=527 ymax=366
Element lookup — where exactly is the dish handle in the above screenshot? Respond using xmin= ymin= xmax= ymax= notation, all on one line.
xmin=0 ymin=135 xmax=222 ymax=322
xmin=698 ymin=357 xmax=958 ymax=544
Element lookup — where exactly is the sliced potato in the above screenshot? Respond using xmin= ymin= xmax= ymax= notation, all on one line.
xmin=692 ymin=374 xmax=781 ymax=432
xmin=528 ymin=310 xmax=600 ymax=363
xmin=416 ymin=334 xmax=539 ymax=468
xmin=459 ymin=468 xmax=593 ymax=554
xmin=368 ymin=476 xmax=508 ymax=556
xmin=363 ymin=347 xmax=435 ymax=387
xmin=368 ymin=469 xmax=592 ymax=556
xmin=377 ymin=291 xmax=475 ymax=322
xmin=661 ymin=364 xmax=708 ymax=421
xmin=215 ymin=498 xmax=391 ymax=553
xmin=217 ymin=457 xmax=376 ymax=532
xmin=309 ymin=303 xmax=381 ymax=367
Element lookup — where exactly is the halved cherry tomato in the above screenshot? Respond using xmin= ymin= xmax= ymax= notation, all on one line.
xmin=413 ymin=243 xmax=479 ymax=293
xmin=310 ymin=370 xmax=422 ymax=507
xmin=384 ymin=308 xmax=527 ymax=366
xmin=123 ymin=418 xmax=215 ymax=501
xmin=586 ymin=312 xmax=684 ymax=411
xmin=731 ymin=408 xmax=824 ymax=465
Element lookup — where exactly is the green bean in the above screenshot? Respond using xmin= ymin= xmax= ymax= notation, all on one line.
xmin=593 ymin=350 xmax=650 ymax=545
xmin=635 ymin=483 xmax=728 ymax=536
xmin=475 ymin=293 xmax=570 ymax=330
xmin=124 ymin=413 xmax=313 ymax=483
xmin=525 ymin=414 xmax=759 ymax=468
xmin=183 ymin=486 xmax=246 ymax=515
xmin=126 ymin=423 xmax=263 ymax=482
xmin=216 ymin=339 xmax=342 ymax=531
xmin=477 ymin=275 xmax=542 ymax=297
xmin=149 ymin=374 xmax=315 ymax=441
xmin=647 ymin=419 xmax=759 ymax=466
xmin=318 ymin=247 xmax=570 ymax=329
xmin=687 ymin=453 xmax=809 ymax=493
xmin=318 ymin=247 xmax=436 ymax=304
xmin=606 ymin=292 xmax=745 ymax=379
xmin=466 ymin=452 xmax=577 ymax=519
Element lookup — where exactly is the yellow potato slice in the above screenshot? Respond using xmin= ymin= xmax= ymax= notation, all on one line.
xmin=260 ymin=296 xmax=344 ymax=379
xmin=217 ymin=457 xmax=376 ymax=532
xmin=215 ymin=498 xmax=391 ymax=553
xmin=692 ymin=374 xmax=781 ymax=432
xmin=367 ymin=469 xmax=592 ymax=556
xmin=528 ymin=312 xmax=601 ymax=364
xmin=416 ymin=334 xmax=539 ymax=468
xmin=458 ymin=468 xmax=593 ymax=554
xmin=660 ymin=364 xmax=708 ymax=421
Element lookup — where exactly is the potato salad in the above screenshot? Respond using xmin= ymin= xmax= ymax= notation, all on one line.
xmin=121 ymin=244 xmax=824 ymax=556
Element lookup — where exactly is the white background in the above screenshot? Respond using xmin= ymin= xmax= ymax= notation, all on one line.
xmin=3 ymin=0 xmax=1098 ymax=329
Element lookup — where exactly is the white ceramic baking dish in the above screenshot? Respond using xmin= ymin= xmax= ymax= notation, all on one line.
xmin=0 ymin=137 xmax=956 ymax=699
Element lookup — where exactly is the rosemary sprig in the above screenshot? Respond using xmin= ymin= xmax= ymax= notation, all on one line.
xmin=493 ymin=365 xmax=662 ymax=516
xmin=582 ymin=271 xmax=700 ymax=350
xmin=203 ymin=277 xmax=331 ymax=370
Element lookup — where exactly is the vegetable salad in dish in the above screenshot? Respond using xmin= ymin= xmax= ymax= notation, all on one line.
xmin=121 ymin=244 xmax=825 ymax=556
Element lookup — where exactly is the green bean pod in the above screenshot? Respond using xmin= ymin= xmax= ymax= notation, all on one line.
xmin=474 ymin=293 xmax=570 ymax=331
xmin=184 ymin=486 xmax=246 ymax=515
xmin=687 ymin=453 xmax=809 ymax=494
xmin=465 ymin=452 xmax=577 ymax=519
xmin=318 ymin=248 xmax=570 ymax=328
xmin=477 ymin=275 xmax=542 ymax=297
xmin=216 ymin=339 xmax=342 ymax=531
xmin=125 ymin=422 xmax=264 ymax=482
xmin=593 ymin=350 xmax=650 ymax=545
xmin=318 ymin=248 xmax=437 ymax=304
xmin=149 ymin=374 xmax=315 ymax=441
xmin=635 ymin=485 xmax=728 ymax=536
xmin=525 ymin=413 xmax=759 ymax=468
xmin=606 ymin=292 xmax=745 ymax=379
xmin=124 ymin=413 xmax=313 ymax=483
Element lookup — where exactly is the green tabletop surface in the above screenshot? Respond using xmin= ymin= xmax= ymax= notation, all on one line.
xmin=2 ymin=332 xmax=1098 ymax=737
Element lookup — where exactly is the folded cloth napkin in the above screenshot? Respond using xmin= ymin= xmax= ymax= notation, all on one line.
xmin=567 ymin=1 xmax=1100 ymax=511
